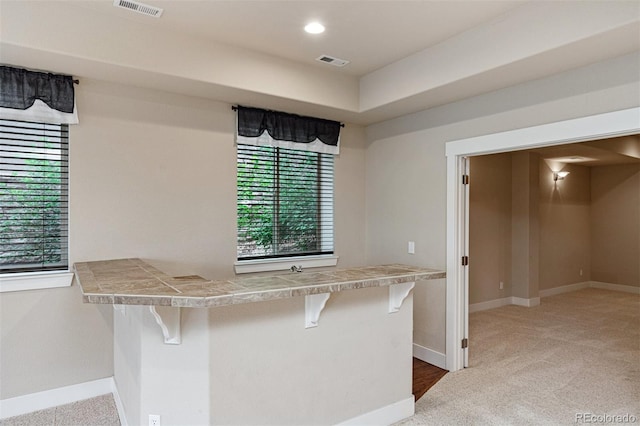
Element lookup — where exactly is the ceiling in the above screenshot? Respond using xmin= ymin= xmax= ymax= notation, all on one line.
xmin=73 ymin=0 xmax=523 ymax=77
xmin=530 ymin=135 xmax=640 ymax=167
xmin=1 ymin=0 xmax=639 ymax=124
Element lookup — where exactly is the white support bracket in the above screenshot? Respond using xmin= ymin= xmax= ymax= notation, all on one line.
xmin=149 ymin=306 xmax=182 ymax=344
xmin=305 ymin=293 xmax=331 ymax=328
xmin=389 ymin=281 xmax=415 ymax=313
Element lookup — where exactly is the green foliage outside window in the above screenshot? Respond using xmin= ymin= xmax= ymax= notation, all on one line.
xmin=0 ymin=140 xmax=67 ymax=272
xmin=237 ymin=145 xmax=330 ymax=259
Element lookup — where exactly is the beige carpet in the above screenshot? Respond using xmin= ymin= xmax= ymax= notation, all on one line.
xmin=399 ymin=288 xmax=640 ymax=425
xmin=0 ymin=394 xmax=120 ymax=426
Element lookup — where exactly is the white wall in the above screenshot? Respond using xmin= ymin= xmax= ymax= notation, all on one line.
xmin=365 ymin=52 xmax=640 ymax=356
xmin=207 ymin=287 xmax=412 ymax=425
xmin=0 ymin=286 xmax=113 ymax=399
xmin=1 ymin=78 xmax=367 ymax=400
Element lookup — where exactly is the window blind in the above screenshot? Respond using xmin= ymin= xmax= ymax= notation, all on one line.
xmin=0 ymin=119 xmax=69 ymax=273
xmin=237 ymin=144 xmax=334 ymax=260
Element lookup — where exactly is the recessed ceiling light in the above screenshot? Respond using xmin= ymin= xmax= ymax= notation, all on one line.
xmin=305 ymin=22 xmax=325 ymax=34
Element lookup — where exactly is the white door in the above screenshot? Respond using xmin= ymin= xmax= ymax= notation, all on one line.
xmin=461 ymin=157 xmax=470 ymax=367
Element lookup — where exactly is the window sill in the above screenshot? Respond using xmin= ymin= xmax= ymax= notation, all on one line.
xmin=234 ymin=255 xmax=339 ymax=274
xmin=0 ymin=270 xmax=74 ymax=293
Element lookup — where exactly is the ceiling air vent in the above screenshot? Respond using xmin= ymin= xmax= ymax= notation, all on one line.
xmin=113 ymin=0 xmax=163 ymax=17
xmin=316 ymin=55 xmax=350 ymax=67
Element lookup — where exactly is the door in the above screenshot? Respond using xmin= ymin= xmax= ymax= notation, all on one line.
xmin=461 ymin=157 xmax=470 ymax=367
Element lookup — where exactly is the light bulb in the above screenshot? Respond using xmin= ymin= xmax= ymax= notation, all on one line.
xmin=304 ymin=22 xmax=325 ymax=34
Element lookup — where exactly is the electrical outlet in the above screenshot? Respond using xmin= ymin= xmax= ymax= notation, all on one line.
xmin=499 ymin=281 xmax=504 ymax=290
xmin=408 ymin=241 xmax=415 ymax=254
xmin=149 ymin=414 xmax=160 ymax=426
xmin=580 ymin=269 xmax=583 ymax=276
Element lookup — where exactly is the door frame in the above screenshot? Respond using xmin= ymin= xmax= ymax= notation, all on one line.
xmin=444 ymin=107 xmax=640 ymax=372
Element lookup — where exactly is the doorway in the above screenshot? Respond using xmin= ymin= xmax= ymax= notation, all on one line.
xmin=444 ymin=107 xmax=640 ymax=372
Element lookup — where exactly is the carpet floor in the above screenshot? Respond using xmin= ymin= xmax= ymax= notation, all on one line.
xmin=398 ymin=288 xmax=640 ymax=425
xmin=0 ymin=394 xmax=120 ymax=426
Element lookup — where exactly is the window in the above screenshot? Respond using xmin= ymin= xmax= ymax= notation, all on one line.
xmin=0 ymin=119 xmax=69 ymax=274
xmin=237 ymin=144 xmax=334 ymax=260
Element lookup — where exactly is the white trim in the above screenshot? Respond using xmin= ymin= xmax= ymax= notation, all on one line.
xmin=445 ymin=108 xmax=640 ymax=157
xmin=511 ymin=296 xmax=540 ymax=307
xmin=0 ymin=377 xmax=114 ymax=419
xmin=469 ymin=297 xmax=512 ymax=313
xmin=234 ymin=254 xmax=338 ymax=274
xmin=413 ymin=344 xmax=447 ymax=370
xmin=336 ymin=396 xmax=414 ymax=426
xmin=445 ymin=154 xmax=467 ymax=372
xmin=589 ymin=281 xmax=640 ymax=295
xmin=445 ymin=107 xmax=640 ymax=373
xmin=111 ymin=380 xmax=127 ymax=426
xmin=0 ymin=271 xmax=74 ymax=293
xmin=469 ymin=296 xmax=539 ymax=313
xmin=469 ymin=283 xmax=639 ymax=314
xmin=539 ymin=282 xmax=590 ymax=298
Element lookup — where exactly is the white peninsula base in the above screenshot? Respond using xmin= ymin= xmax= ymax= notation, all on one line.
xmin=113 ymin=286 xmax=414 ymax=425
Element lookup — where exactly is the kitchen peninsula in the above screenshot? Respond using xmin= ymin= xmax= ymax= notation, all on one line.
xmin=74 ymin=258 xmax=445 ymax=425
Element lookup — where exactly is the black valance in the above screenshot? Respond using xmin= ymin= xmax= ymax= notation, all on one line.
xmin=237 ymin=106 xmax=341 ymax=147
xmin=0 ymin=65 xmax=75 ymax=113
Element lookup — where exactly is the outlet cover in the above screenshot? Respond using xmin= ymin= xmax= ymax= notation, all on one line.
xmin=149 ymin=414 xmax=160 ymax=426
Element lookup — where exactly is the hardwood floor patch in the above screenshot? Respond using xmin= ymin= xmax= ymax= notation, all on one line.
xmin=412 ymin=357 xmax=447 ymax=401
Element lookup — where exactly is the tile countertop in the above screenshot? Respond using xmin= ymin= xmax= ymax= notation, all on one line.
xmin=73 ymin=258 xmax=446 ymax=308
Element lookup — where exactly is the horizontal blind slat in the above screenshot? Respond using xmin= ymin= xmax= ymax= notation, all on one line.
xmin=0 ymin=119 xmax=69 ymax=273
xmin=237 ymin=144 xmax=333 ymax=260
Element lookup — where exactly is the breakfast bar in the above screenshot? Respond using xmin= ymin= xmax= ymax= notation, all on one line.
xmin=74 ymin=258 xmax=445 ymax=425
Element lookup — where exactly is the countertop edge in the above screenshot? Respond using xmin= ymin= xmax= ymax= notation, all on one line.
xmin=75 ymin=259 xmax=446 ymax=308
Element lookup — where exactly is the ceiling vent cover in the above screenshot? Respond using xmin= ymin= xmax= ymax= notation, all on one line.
xmin=316 ymin=55 xmax=350 ymax=67
xmin=113 ymin=0 xmax=163 ymax=17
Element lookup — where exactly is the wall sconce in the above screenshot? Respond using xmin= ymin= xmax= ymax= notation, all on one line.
xmin=553 ymin=171 xmax=570 ymax=181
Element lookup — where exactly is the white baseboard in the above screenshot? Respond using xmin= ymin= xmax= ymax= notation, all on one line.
xmin=539 ymin=282 xmax=590 ymax=298
xmin=590 ymin=281 xmax=640 ymax=295
xmin=337 ymin=396 xmax=414 ymax=426
xmin=111 ymin=380 xmax=128 ymax=426
xmin=469 ymin=297 xmax=512 ymax=313
xmin=512 ymin=296 xmax=540 ymax=307
xmin=471 ymin=280 xmax=638 ymax=311
xmin=0 ymin=377 xmax=117 ymax=420
xmin=413 ymin=343 xmax=447 ymax=370
xmin=469 ymin=296 xmax=540 ymax=313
